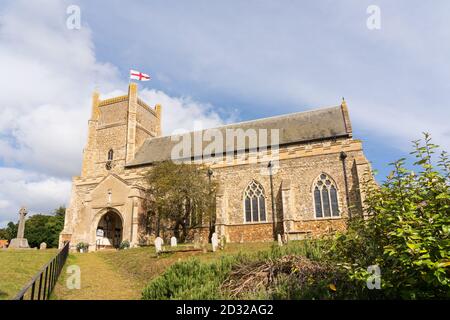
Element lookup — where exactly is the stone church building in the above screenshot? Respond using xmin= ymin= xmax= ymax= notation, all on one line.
xmin=59 ymin=83 xmax=372 ymax=251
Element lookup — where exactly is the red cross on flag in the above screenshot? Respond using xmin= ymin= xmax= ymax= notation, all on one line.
xmin=130 ymin=69 xmax=151 ymax=81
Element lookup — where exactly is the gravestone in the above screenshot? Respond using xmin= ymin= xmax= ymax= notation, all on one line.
xmin=170 ymin=236 xmax=177 ymax=247
xmin=211 ymin=232 xmax=218 ymax=252
xmin=154 ymin=237 xmax=164 ymax=253
xmin=193 ymin=233 xmax=201 ymax=249
xmin=9 ymin=207 xmax=30 ymax=249
xmin=39 ymin=242 xmax=47 ymax=250
xmin=277 ymin=234 xmax=283 ymax=247
xmin=219 ymin=235 xmax=226 ymax=250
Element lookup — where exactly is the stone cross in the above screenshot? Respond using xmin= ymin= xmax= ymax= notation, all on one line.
xmin=17 ymin=207 xmax=28 ymax=239
xmin=211 ymin=232 xmax=219 ymax=252
xmin=170 ymin=236 xmax=177 ymax=247
xmin=9 ymin=207 xmax=29 ymax=248
xmin=277 ymin=234 xmax=283 ymax=247
xmin=154 ymin=236 xmax=163 ymax=253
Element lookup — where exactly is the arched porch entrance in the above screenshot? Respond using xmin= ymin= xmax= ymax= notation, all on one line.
xmin=96 ymin=210 xmax=123 ymax=249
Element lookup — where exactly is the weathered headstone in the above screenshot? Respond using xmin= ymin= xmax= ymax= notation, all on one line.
xmin=39 ymin=242 xmax=47 ymax=250
xmin=211 ymin=232 xmax=218 ymax=252
xmin=9 ymin=207 xmax=30 ymax=249
xmin=219 ymin=235 xmax=226 ymax=250
xmin=154 ymin=236 xmax=163 ymax=253
xmin=170 ymin=236 xmax=177 ymax=247
xmin=277 ymin=234 xmax=283 ymax=247
xmin=193 ymin=233 xmax=201 ymax=249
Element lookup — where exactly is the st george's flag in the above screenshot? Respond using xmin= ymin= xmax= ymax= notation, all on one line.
xmin=130 ymin=69 xmax=151 ymax=81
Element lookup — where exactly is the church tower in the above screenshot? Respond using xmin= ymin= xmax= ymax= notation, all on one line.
xmin=81 ymin=83 xmax=162 ymax=177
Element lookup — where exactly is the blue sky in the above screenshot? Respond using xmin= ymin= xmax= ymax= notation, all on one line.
xmin=0 ymin=0 xmax=449 ymax=226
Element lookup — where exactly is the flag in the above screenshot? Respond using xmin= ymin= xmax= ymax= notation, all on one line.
xmin=130 ymin=69 xmax=151 ymax=81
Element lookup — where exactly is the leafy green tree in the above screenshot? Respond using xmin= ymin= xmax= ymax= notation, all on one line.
xmin=0 ymin=228 xmax=6 ymax=240
xmin=331 ymin=133 xmax=450 ymax=299
xmin=145 ymin=161 xmax=216 ymax=242
xmin=0 ymin=222 xmax=18 ymax=242
xmin=54 ymin=206 xmax=66 ymax=217
xmin=24 ymin=212 xmax=64 ymax=248
xmin=0 ymin=206 xmax=65 ymax=247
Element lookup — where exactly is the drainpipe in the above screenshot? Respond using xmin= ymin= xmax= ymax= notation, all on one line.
xmin=268 ymin=161 xmax=276 ymax=240
xmin=340 ymin=151 xmax=351 ymax=219
xmin=207 ymin=168 xmax=214 ymax=241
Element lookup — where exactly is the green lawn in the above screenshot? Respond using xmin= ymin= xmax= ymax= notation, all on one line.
xmin=0 ymin=249 xmax=58 ymax=300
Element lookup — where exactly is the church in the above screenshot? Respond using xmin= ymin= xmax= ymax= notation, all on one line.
xmin=59 ymin=83 xmax=373 ymax=251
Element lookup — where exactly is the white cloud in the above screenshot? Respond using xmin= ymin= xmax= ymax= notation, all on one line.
xmin=139 ymin=89 xmax=232 ymax=135
xmin=0 ymin=0 xmax=228 ymax=226
xmin=0 ymin=167 xmax=71 ymax=224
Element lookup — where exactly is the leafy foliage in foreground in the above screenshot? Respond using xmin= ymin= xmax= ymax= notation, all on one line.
xmin=331 ymin=133 xmax=450 ymax=299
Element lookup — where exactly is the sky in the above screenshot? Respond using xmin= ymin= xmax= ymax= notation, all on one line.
xmin=0 ymin=0 xmax=449 ymax=226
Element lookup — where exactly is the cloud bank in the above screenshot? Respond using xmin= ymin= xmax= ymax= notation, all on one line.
xmin=0 ymin=0 xmax=227 ymax=226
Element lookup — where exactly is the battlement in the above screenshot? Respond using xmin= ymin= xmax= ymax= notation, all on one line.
xmin=81 ymin=83 xmax=162 ymax=177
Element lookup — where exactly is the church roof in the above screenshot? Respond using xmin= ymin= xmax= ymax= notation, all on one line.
xmin=127 ymin=104 xmax=352 ymax=167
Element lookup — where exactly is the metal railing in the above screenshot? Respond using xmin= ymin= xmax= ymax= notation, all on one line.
xmin=13 ymin=241 xmax=70 ymax=300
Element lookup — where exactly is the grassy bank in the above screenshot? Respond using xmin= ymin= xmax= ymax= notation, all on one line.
xmin=0 ymin=249 xmax=58 ymax=300
xmin=98 ymin=242 xmax=274 ymax=289
xmin=141 ymin=240 xmax=334 ymax=300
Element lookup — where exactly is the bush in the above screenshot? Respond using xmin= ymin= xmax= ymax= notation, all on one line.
xmin=142 ymin=256 xmax=240 ymax=299
xmin=142 ymin=240 xmax=332 ymax=300
xmin=119 ymin=240 xmax=130 ymax=250
xmin=331 ymin=133 xmax=450 ymax=299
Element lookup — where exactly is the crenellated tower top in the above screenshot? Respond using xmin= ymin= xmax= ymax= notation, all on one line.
xmin=81 ymin=83 xmax=162 ymax=177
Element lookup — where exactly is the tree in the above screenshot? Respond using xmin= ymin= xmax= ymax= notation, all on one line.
xmin=0 ymin=206 xmax=65 ymax=248
xmin=54 ymin=206 xmax=66 ymax=217
xmin=331 ymin=133 xmax=450 ymax=299
xmin=0 ymin=222 xmax=17 ymax=241
xmin=145 ymin=161 xmax=217 ymax=242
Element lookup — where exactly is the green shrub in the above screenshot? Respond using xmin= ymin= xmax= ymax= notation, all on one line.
xmin=142 ymin=255 xmax=241 ymax=299
xmin=330 ymin=133 xmax=450 ymax=299
xmin=142 ymin=240 xmax=332 ymax=300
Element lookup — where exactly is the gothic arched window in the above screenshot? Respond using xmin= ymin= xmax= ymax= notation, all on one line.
xmin=108 ymin=149 xmax=114 ymax=161
xmin=313 ymin=173 xmax=339 ymax=218
xmin=243 ymin=180 xmax=266 ymax=223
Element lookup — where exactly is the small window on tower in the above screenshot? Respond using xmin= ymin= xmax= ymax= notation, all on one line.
xmin=108 ymin=149 xmax=114 ymax=161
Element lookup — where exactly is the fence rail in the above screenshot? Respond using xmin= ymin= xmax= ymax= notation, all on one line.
xmin=12 ymin=241 xmax=70 ymax=300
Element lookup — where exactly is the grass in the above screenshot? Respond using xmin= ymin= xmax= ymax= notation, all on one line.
xmin=98 ymin=242 xmax=274 ymax=291
xmin=0 ymin=249 xmax=58 ymax=300
xmin=52 ymin=252 xmax=142 ymax=300
xmin=52 ymin=242 xmax=274 ymax=300
xmin=141 ymin=239 xmax=330 ymax=299
xmin=1 ymin=241 xmax=325 ymax=300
